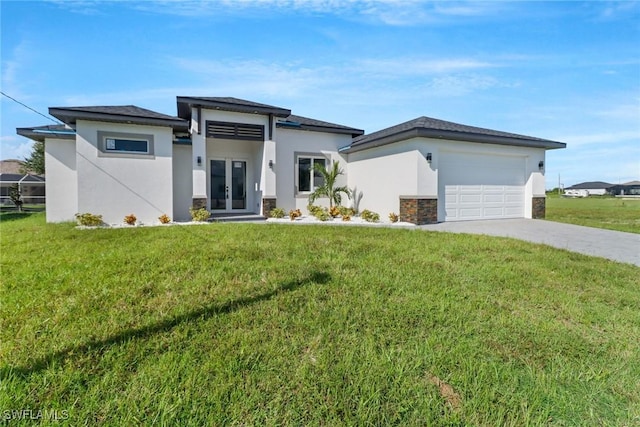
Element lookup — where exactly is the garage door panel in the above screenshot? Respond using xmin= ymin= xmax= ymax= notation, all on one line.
xmin=460 ymin=194 xmax=482 ymax=203
xmin=484 ymin=194 xmax=505 ymax=203
xmin=440 ymin=153 xmax=525 ymax=222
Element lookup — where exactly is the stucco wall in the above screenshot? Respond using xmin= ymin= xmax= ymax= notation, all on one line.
xmin=347 ymin=138 xmax=436 ymax=215
xmin=347 ymin=137 xmax=546 ymax=220
xmin=75 ymin=120 xmax=174 ymax=224
xmin=274 ymin=128 xmax=351 ymax=212
xmin=44 ymin=138 xmax=77 ymax=222
xmin=172 ymin=144 xmax=192 ymax=221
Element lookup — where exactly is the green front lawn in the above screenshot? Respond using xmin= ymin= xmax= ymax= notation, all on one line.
xmin=1 ymin=214 xmax=639 ymax=425
xmin=546 ymin=195 xmax=640 ymax=234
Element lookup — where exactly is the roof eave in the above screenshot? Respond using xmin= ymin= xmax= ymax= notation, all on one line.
xmin=49 ymin=108 xmax=189 ymax=130
xmin=276 ymin=122 xmax=364 ymax=137
xmin=16 ymin=127 xmax=76 ymax=142
xmin=176 ymin=96 xmax=291 ymax=119
xmin=345 ymin=129 xmax=566 ymax=153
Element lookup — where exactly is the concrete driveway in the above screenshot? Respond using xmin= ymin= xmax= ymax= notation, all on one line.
xmin=419 ymin=219 xmax=640 ymax=267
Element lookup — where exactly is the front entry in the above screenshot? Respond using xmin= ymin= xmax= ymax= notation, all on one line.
xmin=210 ymin=159 xmax=247 ymax=211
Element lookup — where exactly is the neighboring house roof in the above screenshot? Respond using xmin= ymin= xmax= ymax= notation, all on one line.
xmin=0 ymin=159 xmax=27 ymax=174
xmin=623 ymin=180 xmax=640 ymax=186
xmin=566 ymin=181 xmax=614 ymax=190
xmin=0 ymin=173 xmax=45 ymax=184
xmin=16 ymin=124 xmax=76 ymax=142
xmin=276 ymin=114 xmax=364 ymax=137
xmin=49 ymin=105 xmax=188 ymax=130
xmin=177 ymin=96 xmax=292 ymax=120
xmin=342 ymin=116 xmax=567 ymax=153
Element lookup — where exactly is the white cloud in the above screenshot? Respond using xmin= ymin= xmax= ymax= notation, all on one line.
xmin=556 ymin=130 xmax=640 ymax=147
xmin=423 ymin=74 xmax=499 ymax=97
xmin=356 ymin=58 xmax=495 ymax=76
xmin=593 ymin=102 xmax=640 ymax=121
xmin=1 ymin=40 xmax=35 ymax=100
xmin=0 ymin=136 xmax=33 ymax=161
xmin=78 ymin=0 xmax=509 ymax=25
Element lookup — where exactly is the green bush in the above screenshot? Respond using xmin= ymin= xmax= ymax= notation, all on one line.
xmin=361 ymin=209 xmax=380 ymax=223
xmin=75 ymin=213 xmax=104 ymax=226
xmin=269 ymin=208 xmax=285 ymax=218
xmin=338 ymin=206 xmax=355 ymax=217
xmin=313 ymin=208 xmax=331 ymax=222
xmin=307 ymin=204 xmax=323 ymax=216
xmin=189 ymin=207 xmax=210 ymax=222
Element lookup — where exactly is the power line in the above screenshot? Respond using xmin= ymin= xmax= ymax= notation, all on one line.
xmin=1 ymin=91 xmax=63 ymax=125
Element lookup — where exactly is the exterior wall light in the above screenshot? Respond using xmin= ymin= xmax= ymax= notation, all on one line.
xmin=197 ymin=156 xmax=202 ymax=166
xmin=538 ymin=160 xmax=544 ymax=171
xmin=268 ymin=160 xmax=274 ymax=169
xmin=426 ymin=152 xmax=432 ymax=163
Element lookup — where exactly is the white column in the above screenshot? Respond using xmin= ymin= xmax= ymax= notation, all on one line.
xmin=191 ymin=114 xmax=207 ymax=209
xmin=261 ymin=139 xmax=277 ymax=197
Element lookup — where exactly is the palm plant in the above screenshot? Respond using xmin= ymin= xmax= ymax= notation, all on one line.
xmin=308 ymin=160 xmax=351 ymax=208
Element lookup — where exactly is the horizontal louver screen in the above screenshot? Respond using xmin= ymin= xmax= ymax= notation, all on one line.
xmin=206 ymin=121 xmax=264 ymax=141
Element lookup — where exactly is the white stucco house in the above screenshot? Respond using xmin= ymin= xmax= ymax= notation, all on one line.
xmin=16 ymin=96 xmax=565 ymax=225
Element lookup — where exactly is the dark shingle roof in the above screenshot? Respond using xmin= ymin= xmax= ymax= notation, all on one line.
xmin=17 ymin=124 xmax=76 ymax=142
xmin=177 ymin=96 xmax=291 ymax=119
xmin=566 ymin=181 xmax=614 ymax=190
xmin=277 ymin=114 xmax=364 ymax=137
xmin=0 ymin=173 xmax=45 ymax=183
xmin=343 ymin=116 xmax=566 ymax=152
xmin=49 ymin=105 xmax=188 ymax=130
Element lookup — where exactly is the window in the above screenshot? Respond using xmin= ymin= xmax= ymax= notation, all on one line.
xmin=297 ymin=156 xmax=326 ymax=192
xmin=97 ymin=131 xmax=154 ymax=157
xmin=105 ymin=137 xmax=149 ymax=153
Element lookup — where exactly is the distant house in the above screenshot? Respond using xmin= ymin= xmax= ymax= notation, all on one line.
xmin=609 ymin=181 xmax=640 ymax=196
xmin=564 ymin=181 xmax=613 ymax=196
xmin=0 ymin=173 xmax=46 ymax=205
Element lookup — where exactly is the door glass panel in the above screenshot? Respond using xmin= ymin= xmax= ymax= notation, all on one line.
xmin=231 ymin=161 xmax=246 ymax=210
xmin=210 ymin=160 xmax=226 ymax=210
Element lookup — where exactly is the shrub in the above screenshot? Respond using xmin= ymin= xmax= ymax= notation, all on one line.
xmin=342 ymin=214 xmax=351 ymax=222
xmin=307 ymin=204 xmax=323 ymax=216
xmin=124 ymin=214 xmax=137 ymax=225
xmin=75 ymin=213 xmax=104 ymax=227
xmin=8 ymin=183 xmax=23 ymax=212
xmin=189 ymin=207 xmax=210 ymax=222
xmin=329 ymin=206 xmax=341 ymax=218
xmin=338 ymin=206 xmax=355 ymax=217
xmin=361 ymin=209 xmax=380 ymax=223
xmin=313 ymin=208 xmax=331 ymax=222
xmin=289 ymin=209 xmax=302 ymax=221
xmin=158 ymin=214 xmax=171 ymax=224
xmin=270 ymin=208 xmax=285 ymax=219
xmin=389 ymin=212 xmax=399 ymax=223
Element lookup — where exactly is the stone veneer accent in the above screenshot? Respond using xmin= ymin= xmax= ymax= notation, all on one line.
xmin=262 ymin=197 xmax=277 ymax=217
xmin=399 ymin=196 xmax=438 ymax=225
xmin=532 ymin=196 xmax=546 ymax=219
xmin=192 ymin=197 xmax=207 ymax=210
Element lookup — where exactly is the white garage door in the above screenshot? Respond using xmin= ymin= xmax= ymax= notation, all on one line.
xmin=440 ymin=152 xmax=525 ymax=221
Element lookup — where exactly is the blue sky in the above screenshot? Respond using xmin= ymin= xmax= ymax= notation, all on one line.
xmin=1 ymin=0 xmax=638 ymax=188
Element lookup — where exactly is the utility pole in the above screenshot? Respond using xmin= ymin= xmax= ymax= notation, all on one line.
xmin=558 ymin=174 xmax=561 ymax=196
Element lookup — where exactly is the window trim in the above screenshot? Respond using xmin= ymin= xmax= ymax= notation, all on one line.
xmin=295 ymin=152 xmax=328 ymax=195
xmin=97 ymin=131 xmax=155 ymax=158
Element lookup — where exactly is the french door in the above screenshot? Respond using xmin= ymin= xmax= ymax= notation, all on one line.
xmin=210 ymin=159 xmax=247 ymax=211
